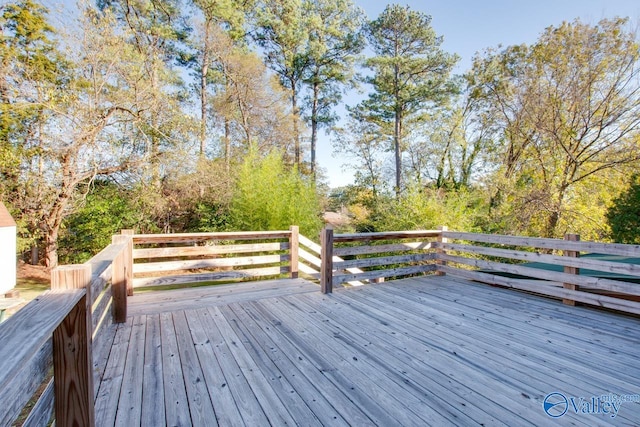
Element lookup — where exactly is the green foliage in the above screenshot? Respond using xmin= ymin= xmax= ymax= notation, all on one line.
xmin=361 ymin=4 xmax=458 ymax=194
xmin=370 ymin=185 xmax=485 ymax=233
xmin=230 ymin=149 xmax=322 ymax=236
xmin=470 ymin=18 xmax=640 ymax=238
xmin=607 ymin=175 xmax=640 ymax=243
xmin=58 ymin=181 xmax=138 ymax=263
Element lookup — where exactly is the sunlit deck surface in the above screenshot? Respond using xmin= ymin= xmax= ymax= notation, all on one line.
xmin=94 ymin=276 xmax=640 ymax=426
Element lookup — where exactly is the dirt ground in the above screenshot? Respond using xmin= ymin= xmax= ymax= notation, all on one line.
xmin=17 ymin=261 xmax=50 ymax=282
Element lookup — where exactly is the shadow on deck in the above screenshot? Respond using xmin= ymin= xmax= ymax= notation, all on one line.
xmin=95 ymin=276 xmax=640 ymax=426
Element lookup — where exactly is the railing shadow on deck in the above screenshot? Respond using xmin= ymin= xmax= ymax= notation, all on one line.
xmin=3 ymin=226 xmax=640 ymax=426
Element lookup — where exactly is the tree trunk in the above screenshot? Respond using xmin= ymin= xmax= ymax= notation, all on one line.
xmin=200 ymin=20 xmax=211 ymax=157
xmin=44 ymin=226 xmax=59 ymax=269
xmin=310 ymin=80 xmax=319 ymax=178
xmin=224 ymin=119 xmax=230 ymax=171
xmin=30 ymin=246 xmax=39 ymax=266
xmin=545 ymin=186 xmax=567 ymax=238
xmin=394 ymin=108 xmax=402 ymax=197
xmin=393 ymin=63 xmax=402 ymax=197
xmin=290 ymin=77 xmax=301 ymax=168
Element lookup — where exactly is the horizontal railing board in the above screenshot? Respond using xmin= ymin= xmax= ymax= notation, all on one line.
xmin=0 ymin=340 xmax=53 ymax=427
xmin=439 ymin=265 xmax=640 ymax=315
xmin=334 ymin=230 xmax=441 ymax=243
xmin=133 ymin=231 xmax=291 ymax=244
xmin=0 ymin=289 xmax=85 ymax=427
xmin=443 ymin=231 xmax=640 ymax=257
xmin=132 ymin=267 xmax=286 ymax=288
xmin=298 ymin=235 xmax=321 ymax=255
xmin=440 ymin=242 xmax=640 ymax=279
xmin=440 ymin=254 xmax=640 ymax=297
xmin=86 ymin=243 xmax=125 ymax=304
xmin=334 ymin=241 xmax=434 ymax=257
xmin=333 ymin=264 xmax=436 ymax=284
xmin=92 ymin=286 xmax=113 ymax=332
xmin=133 ymin=242 xmax=289 ymax=259
xmin=133 ymin=254 xmax=289 ymax=274
xmin=299 ymin=263 xmax=320 ymax=279
xmin=23 ymin=379 xmax=54 ymax=427
xmin=335 ymin=253 xmax=435 ymax=270
xmin=298 ymin=248 xmax=321 ymax=270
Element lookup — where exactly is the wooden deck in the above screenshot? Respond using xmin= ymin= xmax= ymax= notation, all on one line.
xmin=94 ymin=276 xmax=640 ymax=426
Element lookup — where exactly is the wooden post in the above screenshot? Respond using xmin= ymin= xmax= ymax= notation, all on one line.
xmin=289 ymin=225 xmax=299 ymax=279
xmin=120 ymin=229 xmax=134 ymax=296
xmin=436 ymin=226 xmax=448 ymax=276
xmin=320 ymin=227 xmax=334 ymax=294
xmin=563 ymin=233 xmax=580 ymax=306
xmin=51 ymin=265 xmax=96 ymax=427
xmin=111 ymin=246 xmax=127 ymax=323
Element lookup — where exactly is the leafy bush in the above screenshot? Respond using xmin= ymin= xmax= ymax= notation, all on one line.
xmin=58 ymin=181 xmax=138 ymax=263
xmin=229 ymin=149 xmax=323 ymax=237
xmin=607 ymin=175 xmax=640 ymax=243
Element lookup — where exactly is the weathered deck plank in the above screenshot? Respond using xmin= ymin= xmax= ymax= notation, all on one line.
xmin=127 ymin=278 xmax=317 ymax=316
xmin=114 ymin=315 xmax=145 ymax=427
xmin=140 ymin=314 xmax=164 ymax=426
xmin=95 ymin=276 xmax=640 ymax=426
xmin=194 ymin=308 xmax=270 ymax=426
xmin=159 ymin=312 xmax=191 ymax=426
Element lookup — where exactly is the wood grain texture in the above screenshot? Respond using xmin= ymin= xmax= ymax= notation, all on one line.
xmin=289 ymin=225 xmax=299 ymax=279
xmin=438 ymin=265 xmax=640 ymax=315
xmin=443 ymin=230 xmax=640 ymax=256
xmin=133 ymin=230 xmax=291 ymax=244
xmin=93 ymin=276 xmax=640 ymax=426
xmin=0 ymin=290 xmax=83 ymax=426
xmin=320 ymin=228 xmax=334 ymax=294
xmin=334 ymin=253 xmax=434 ymax=270
xmin=133 ymin=242 xmax=288 ymax=259
xmin=438 ymin=241 xmax=640 ymax=281
xmin=132 ymin=266 xmax=286 ymax=288
xmin=334 ymin=241 xmax=433 ymax=257
xmin=133 ymin=254 xmax=289 ymax=274
xmin=53 ymin=294 xmax=95 ymax=427
xmin=22 ymin=379 xmax=54 ymax=427
xmin=333 ymin=264 xmax=436 ymax=284
xmin=333 ymin=230 xmax=441 ymax=242
xmin=563 ymin=233 xmax=580 ymax=306
xmin=112 ymin=250 xmax=127 ymax=323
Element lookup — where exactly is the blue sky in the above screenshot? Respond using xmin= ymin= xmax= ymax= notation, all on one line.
xmin=318 ymin=0 xmax=640 ymax=188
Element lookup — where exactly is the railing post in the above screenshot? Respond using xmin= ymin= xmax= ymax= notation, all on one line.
xmin=436 ymin=226 xmax=448 ymax=276
xmin=51 ymin=265 xmax=96 ymax=427
xmin=120 ymin=229 xmax=134 ymax=296
xmin=289 ymin=225 xmax=299 ymax=279
xmin=563 ymin=233 xmax=580 ymax=306
xmin=111 ymin=235 xmax=130 ymax=323
xmin=320 ymin=227 xmax=334 ymax=294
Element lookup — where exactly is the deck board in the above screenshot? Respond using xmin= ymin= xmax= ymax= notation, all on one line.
xmin=96 ymin=276 xmax=640 ymax=426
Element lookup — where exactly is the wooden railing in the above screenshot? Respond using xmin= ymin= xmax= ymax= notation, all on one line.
xmin=320 ymin=229 xmax=442 ymax=293
xmin=318 ymin=227 xmax=640 ymax=315
xmin=0 ymin=234 xmax=132 ymax=427
xmin=4 ymin=226 xmax=640 ymax=425
xmin=130 ymin=227 xmax=300 ymax=288
xmin=437 ymin=231 xmax=640 ymax=315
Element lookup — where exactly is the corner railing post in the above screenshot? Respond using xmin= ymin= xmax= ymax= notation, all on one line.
xmin=320 ymin=227 xmax=334 ymax=293
xmin=120 ymin=229 xmax=134 ymax=296
xmin=51 ymin=264 xmax=96 ymax=427
xmin=563 ymin=233 xmax=580 ymax=306
xmin=289 ymin=225 xmax=299 ymax=279
xmin=112 ymin=234 xmax=130 ymax=323
xmin=436 ymin=226 xmax=448 ymax=275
